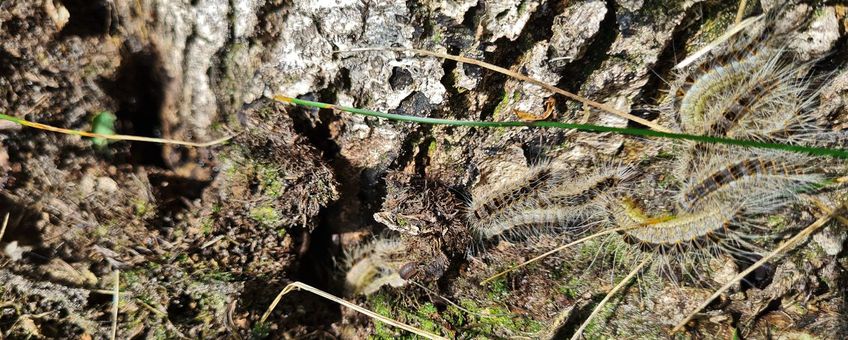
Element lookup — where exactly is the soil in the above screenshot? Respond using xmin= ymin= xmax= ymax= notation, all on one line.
xmin=0 ymin=0 xmax=847 ymax=339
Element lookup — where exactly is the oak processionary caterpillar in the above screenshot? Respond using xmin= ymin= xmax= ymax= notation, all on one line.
xmin=466 ymin=163 xmax=632 ymax=246
xmin=343 ymin=237 xmax=408 ymax=295
xmin=677 ymin=150 xmax=826 ymax=214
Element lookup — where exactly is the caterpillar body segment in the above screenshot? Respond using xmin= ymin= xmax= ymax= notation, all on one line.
xmin=473 ymin=206 xmax=603 ymax=241
xmin=678 ymin=152 xmax=826 ymax=213
xmin=614 ymin=199 xmax=739 ymax=253
xmin=344 ymin=238 xmax=408 ymax=295
xmin=675 ymin=49 xmax=773 ymax=135
xmin=468 ymin=165 xmax=569 ymax=230
xmin=467 ymin=163 xmax=633 ymax=244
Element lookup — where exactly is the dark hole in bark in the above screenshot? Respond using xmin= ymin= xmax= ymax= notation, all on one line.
xmin=104 ymin=46 xmax=168 ymax=166
xmin=58 ymin=0 xmax=112 ymax=37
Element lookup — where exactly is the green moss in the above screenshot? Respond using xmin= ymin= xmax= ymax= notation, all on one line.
xmin=800 ymin=242 xmax=825 ymax=262
xmin=558 ymin=277 xmax=585 ymax=299
xmin=146 ymin=261 xmax=162 ymax=271
xmin=415 ymin=304 xmax=439 ymax=333
xmin=369 ymin=294 xmax=397 ymax=339
xmin=492 ymin=90 xmax=512 ymax=121
xmin=367 ymin=291 xmax=545 ymax=338
xmin=251 ymin=322 xmax=271 ymax=339
xmin=395 ymin=216 xmax=410 ymax=228
xmin=132 ymin=198 xmax=154 ymax=218
xmin=198 ymin=270 xmax=234 ymax=282
xmin=431 ymin=27 xmax=442 ymax=44
xmin=485 ymin=277 xmax=510 ymax=301
xmin=609 ymin=239 xmax=637 ymax=265
xmin=516 ymin=1 xmax=529 ymax=15
xmin=367 ymin=294 xmax=453 ymax=339
xmin=697 ymin=7 xmax=735 ymax=48
xmin=655 ymin=149 xmax=676 ymax=159
xmin=249 ymin=205 xmax=282 ymax=227
xmin=223 ymin=161 xmax=241 ymax=178
xmin=427 ymin=140 xmax=437 ymax=156
xmin=767 ymin=215 xmax=788 ymax=233
xmin=466 ymin=304 xmax=543 ymax=336
xmin=444 ymin=302 xmax=467 ymax=327
xmin=578 ymin=239 xmax=603 ymax=260
xmin=174 ymin=253 xmax=190 ymax=264
xmin=199 ymin=217 xmax=215 ymax=235
xmin=121 ymin=270 xmax=144 ymax=287
xmin=582 ymin=296 xmax=620 ymax=338
xmin=256 ymin=165 xmax=286 ymax=198
xmin=93 ymin=223 xmax=110 ymax=238
xmin=151 ymin=325 xmax=181 ymax=340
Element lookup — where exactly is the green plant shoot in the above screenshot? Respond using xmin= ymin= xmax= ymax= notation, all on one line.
xmin=91 ymin=111 xmax=117 ymax=147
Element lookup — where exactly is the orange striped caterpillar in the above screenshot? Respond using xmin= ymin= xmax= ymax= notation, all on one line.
xmin=611 ymin=199 xmax=746 ymax=281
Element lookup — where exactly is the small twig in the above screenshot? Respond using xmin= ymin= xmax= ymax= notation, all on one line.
xmin=338 ymin=47 xmax=672 ymax=133
xmin=671 ymin=202 xmax=843 ymax=333
xmin=111 ymin=270 xmax=120 ymax=340
xmin=200 ymin=235 xmax=226 ymax=249
xmin=90 ymin=289 xmax=128 ymax=295
xmin=0 ymin=113 xmax=234 ymax=147
xmin=571 ymin=257 xmax=650 ymax=340
xmin=0 ymin=213 xmax=9 ymax=242
xmin=261 ymin=281 xmax=447 ymax=340
xmin=481 ymin=226 xmax=637 ymax=285
xmin=135 ymin=299 xmax=167 ymax=317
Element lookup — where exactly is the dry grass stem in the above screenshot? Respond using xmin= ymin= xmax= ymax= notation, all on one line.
xmin=0 ymin=114 xmax=234 ymax=147
xmin=0 ymin=213 xmax=9 ymax=242
xmin=735 ymin=0 xmax=749 ymax=24
xmin=111 ymin=270 xmax=120 ymax=340
xmin=674 ymin=14 xmax=764 ymax=70
xmin=261 ymin=281 xmax=447 ymax=340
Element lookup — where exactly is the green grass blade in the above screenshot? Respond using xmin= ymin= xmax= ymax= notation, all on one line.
xmin=273 ymin=95 xmax=848 ymax=159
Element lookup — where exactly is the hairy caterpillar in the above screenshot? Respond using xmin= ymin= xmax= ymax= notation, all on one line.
xmin=664 ymin=12 xmax=837 ymax=148
xmin=674 ymin=48 xmax=773 ymax=135
xmin=467 ymin=164 xmax=631 ymax=243
xmin=678 ymin=150 xmax=826 ymax=213
xmin=617 ymin=202 xmax=739 ymax=253
xmin=329 ymin=4 xmax=847 ymax=338
xmin=343 ymin=238 xmax=408 ymax=295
